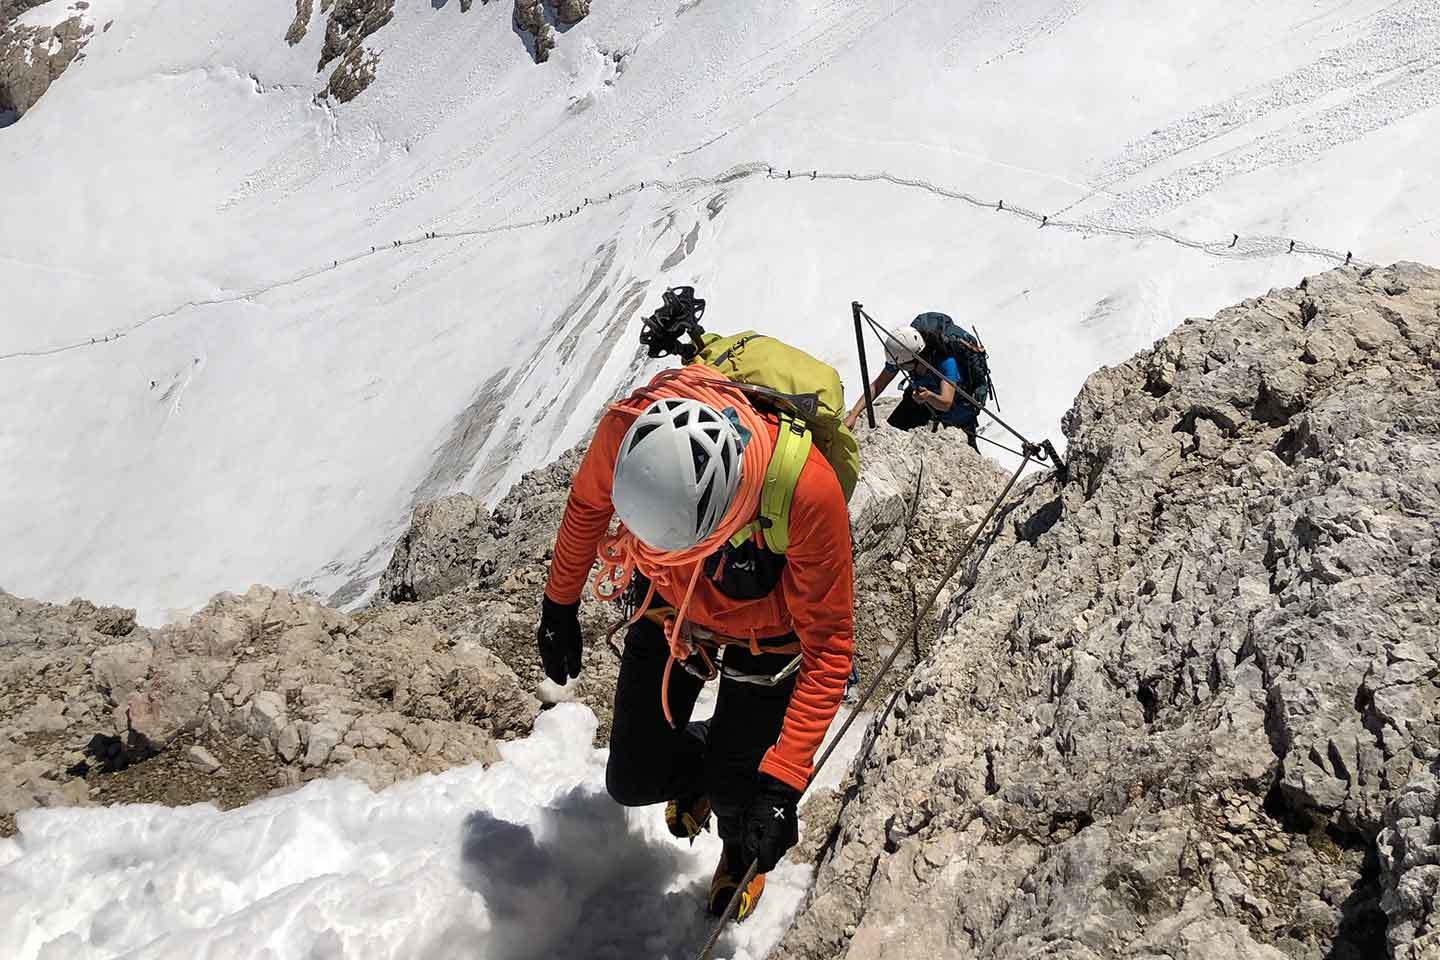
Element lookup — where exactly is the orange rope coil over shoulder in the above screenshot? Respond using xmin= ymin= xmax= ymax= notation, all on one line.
xmin=591 ymin=365 xmax=776 ymax=727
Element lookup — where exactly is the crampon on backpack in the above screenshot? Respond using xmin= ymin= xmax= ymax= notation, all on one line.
xmin=909 ymin=311 xmax=992 ymax=410
xmin=638 ymin=287 xmax=860 ymax=555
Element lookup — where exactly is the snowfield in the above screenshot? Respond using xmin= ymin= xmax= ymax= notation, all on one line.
xmin=2 ymin=0 xmax=1437 ymax=622
xmin=0 ymin=703 xmax=847 ymax=960
xmin=3 ymin=1 xmax=1438 ymax=956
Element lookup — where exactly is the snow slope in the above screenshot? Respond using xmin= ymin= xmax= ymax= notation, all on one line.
xmin=0 ymin=702 xmax=873 ymax=960
xmin=1 ymin=0 xmax=1438 ymax=621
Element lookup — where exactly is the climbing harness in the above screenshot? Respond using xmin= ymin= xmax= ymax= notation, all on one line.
xmin=604 ymin=604 xmax=802 ymax=686
xmin=696 ymin=370 xmax=1063 ymax=956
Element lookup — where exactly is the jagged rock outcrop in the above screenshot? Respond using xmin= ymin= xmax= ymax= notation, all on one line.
xmin=513 ymin=0 xmax=555 ymax=63
xmin=380 ymin=448 xmax=585 ymax=605
xmin=381 ymin=493 xmax=488 ymax=602
xmin=0 ymin=5 xmax=93 ymax=118
xmin=1379 ymin=772 xmax=1440 ymax=960
xmin=848 ymin=411 xmax=1010 ymax=704
xmin=284 ymin=0 xmax=314 ymax=46
xmin=317 ymin=0 xmax=393 ymax=71
xmin=374 ymin=448 xmax=631 ymax=728
xmin=513 ymin=0 xmax=594 ymax=64
xmin=298 ymin=0 xmax=393 ymax=102
xmin=0 ymin=584 xmax=537 ymax=835
xmin=779 ymin=262 xmax=1440 ymax=960
xmin=554 ymin=0 xmax=590 ymax=24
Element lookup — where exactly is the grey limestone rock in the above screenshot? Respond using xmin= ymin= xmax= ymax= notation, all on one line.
xmin=0 ymin=582 xmax=540 ymax=832
xmin=1378 ymin=770 xmax=1440 ymax=960
xmin=778 ymin=263 xmax=1440 ymax=960
xmin=378 ymin=493 xmax=485 ymax=602
xmin=186 ymin=745 xmax=222 ymax=774
xmin=0 ymin=12 xmax=93 ymax=117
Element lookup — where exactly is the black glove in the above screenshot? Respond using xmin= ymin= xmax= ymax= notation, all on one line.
xmin=536 ymin=597 xmax=582 ymax=685
xmin=740 ymin=774 xmax=802 ymax=873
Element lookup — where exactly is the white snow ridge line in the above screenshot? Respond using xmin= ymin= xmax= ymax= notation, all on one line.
xmin=0 ymin=160 xmax=1361 ymax=362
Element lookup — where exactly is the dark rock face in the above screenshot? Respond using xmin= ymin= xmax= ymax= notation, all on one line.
xmin=314 ymin=0 xmax=392 ymax=101
xmin=513 ymin=0 xmax=554 ymax=63
xmin=0 ymin=10 xmax=93 ymax=118
xmin=284 ymin=0 xmax=313 ymax=46
xmin=317 ymin=0 xmax=393 ymax=71
xmin=513 ymin=0 xmax=594 ymax=64
xmin=779 ymin=263 xmax=1440 ymax=960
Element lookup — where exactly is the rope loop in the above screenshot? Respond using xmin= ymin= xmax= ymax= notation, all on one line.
xmin=590 ymin=364 xmax=777 ymax=727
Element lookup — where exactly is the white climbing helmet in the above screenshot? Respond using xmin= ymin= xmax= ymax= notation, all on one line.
xmin=612 ymin=397 xmax=744 ymax=552
xmin=883 ymin=325 xmax=925 ymax=369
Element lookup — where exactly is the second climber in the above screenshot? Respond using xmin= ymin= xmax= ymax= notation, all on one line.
xmin=844 ymin=311 xmax=992 ymax=449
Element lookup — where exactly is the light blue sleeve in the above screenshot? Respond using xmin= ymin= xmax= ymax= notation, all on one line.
xmin=938 ymin=355 xmax=961 ymax=384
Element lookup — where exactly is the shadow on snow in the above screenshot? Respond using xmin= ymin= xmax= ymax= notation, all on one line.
xmin=445 ymin=786 xmax=715 ymax=960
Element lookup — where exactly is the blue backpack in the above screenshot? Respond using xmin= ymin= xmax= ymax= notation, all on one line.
xmin=910 ymin=312 xmax=991 ymax=410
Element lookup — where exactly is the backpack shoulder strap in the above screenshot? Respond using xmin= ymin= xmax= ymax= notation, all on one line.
xmin=728 ymin=413 xmax=812 ymax=555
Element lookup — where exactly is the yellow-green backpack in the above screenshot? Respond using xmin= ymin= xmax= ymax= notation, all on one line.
xmin=688 ymin=331 xmax=860 ymax=554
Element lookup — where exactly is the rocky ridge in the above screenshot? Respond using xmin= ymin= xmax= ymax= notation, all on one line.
xmin=513 ymin=0 xmax=592 ymax=64
xmin=0 ymin=0 xmax=94 ymax=120
xmin=283 ymin=0 xmax=394 ymax=102
xmin=0 ymin=584 xmax=538 ymax=837
xmin=2 ymin=0 xmax=588 ymax=122
xmin=779 ymin=262 xmax=1440 ymax=960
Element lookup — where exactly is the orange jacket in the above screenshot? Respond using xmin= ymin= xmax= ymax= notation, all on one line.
xmin=545 ymin=407 xmax=855 ymax=792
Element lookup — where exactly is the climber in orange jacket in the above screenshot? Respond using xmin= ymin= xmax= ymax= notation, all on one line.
xmin=536 ymin=377 xmax=854 ymax=921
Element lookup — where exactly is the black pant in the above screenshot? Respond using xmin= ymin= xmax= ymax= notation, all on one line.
xmin=606 ymin=615 xmax=798 ymax=863
xmin=889 ymin=388 xmax=978 ymax=449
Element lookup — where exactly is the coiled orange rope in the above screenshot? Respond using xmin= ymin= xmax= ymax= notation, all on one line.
xmin=590 ymin=365 xmax=775 ymax=726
